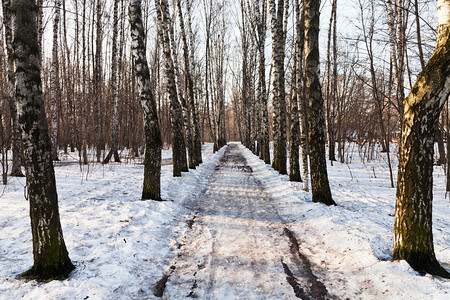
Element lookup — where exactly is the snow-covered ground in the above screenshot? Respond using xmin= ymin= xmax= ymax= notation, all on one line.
xmin=246 ymin=143 xmax=450 ymax=299
xmin=0 ymin=142 xmax=449 ymax=299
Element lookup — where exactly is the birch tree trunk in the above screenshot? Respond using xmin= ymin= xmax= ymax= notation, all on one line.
xmin=304 ymin=0 xmax=335 ymax=205
xmin=50 ymin=0 xmax=61 ymax=161
xmin=289 ymin=0 xmax=302 ymax=182
xmin=156 ymin=0 xmax=188 ymax=176
xmin=0 ymin=113 xmax=6 ymax=185
xmin=36 ymin=0 xmax=43 ymax=65
xmin=330 ymin=0 xmax=337 ymax=162
xmin=414 ymin=0 xmax=446 ymax=166
xmin=257 ymin=0 xmax=270 ymax=165
xmin=393 ymin=0 xmax=450 ymax=278
xmin=94 ymin=0 xmax=103 ymax=162
xmin=103 ymin=0 xmax=121 ymax=164
xmin=186 ymin=0 xmax=202 ymax=165
xmin=269 ymin=0 xmax=279 ymax=170
xmin=325 ymin=0 xmax=337 ymax=163
xmin=386 ymin=0 xmax=407 ymax=119
xmin=129 ymin=0 xmax=163 ymax=200
xmin=62 ymin=0 xmax=76 ymax=153
xmin=204 ymin=2 xmax=217 ymax=152
xmin=269 ymin=0 xmax=288 ymax=174
xmin=241 ymin=0 xmax=250 ymax=149
xmin=2 ymin=0 xmax=24 ymax=177
xmin=182 ymin=0 xmax=201 ymax=165
xmin=297 ymin=0 xmax=309 ymax=191
xmin=11 ymin=0 xmax=74 ymax=280
xmin=170 ymin=0 xmax=195 ymax=170
xmin=81 ymin=0 xmax=88 ymax=165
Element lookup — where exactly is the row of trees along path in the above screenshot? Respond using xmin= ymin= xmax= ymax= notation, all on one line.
xmin=1 ymin=0 xmax=448 ymax=282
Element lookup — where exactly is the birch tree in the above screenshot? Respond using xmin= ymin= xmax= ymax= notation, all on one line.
xmin=386 ymin=0 xmax=408 ymax=119
xmin=156 ymin=0 xmax=188 ymax=176
xmin=289 ymin=0 xmax=303 ymax=182
xmin=1 ymin=0 xmax=23 ymax=177
xmin=325 ymin=0 xmax=337 ymax=162
xmin=186 ymin=0 xmax=202 ymax=165
xmin=170 ymin=0 xmax=195 ymax=170
xmin=240 ymin=0 xmax=250 ymax=149
xmin=104 ymin=0 xmax=121 ymax=164
xmin=129 ymin=0 xmax=163 ymax=200
xmin=178 ymin=0 xmax=202 ymax=167
xmin=297 ymin=0 xmax=309 ymax=191
xmin=204 ymin=0 xmax=216 ymax=151
xmin=94 ymin=0 xmax=103 ymax=162
xmin=256 ymin=0 xmax=270 ymax=164
xmin=269 ymin=0 xmax=288 ymax=174
xmin=393 ymin=0 xmax=450 ymax=278
xmin=81 ymin=0 xmax=88 ymax=164
xmin=36 ymin=0 xmax=43 ymax=64
xmin=304 ymin=0 xmax=335 ymax=205
xmin=11 ymin=0 xmax=74 ymax=280
xmin=50 ymin=0 xmax=61 ymax=161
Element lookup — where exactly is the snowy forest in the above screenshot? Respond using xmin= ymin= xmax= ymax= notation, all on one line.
xmin=0 ymin=0 xmax=449 ymax=298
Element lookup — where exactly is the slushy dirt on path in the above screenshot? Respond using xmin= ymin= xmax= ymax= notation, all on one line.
xmin=159 ymin=143 xmax=331 ymax=299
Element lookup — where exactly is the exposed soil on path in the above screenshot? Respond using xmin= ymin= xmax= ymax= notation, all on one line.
xmin=157 ymin=144 xmax=332 ymax=299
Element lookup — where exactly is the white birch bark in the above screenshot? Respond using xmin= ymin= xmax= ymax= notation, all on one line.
xmin=156 ymin=0 xmax=188 ymax=176
xmin=393 ymin=0 xmax=450 ymax=278
xmin=186 ymin=0 xmax=202 ymax=165
xmin=129 ymin=0 xmax=163 ymax=200
xmin=11 ymin=0 xmax=74 ymax=280
xmin=104 ymin=0 xmax=120 ymax=164
xmin=50 ymin=0 xmax=61 ymax=161
xmin=1 ymin=0 xmax=24 ymax=177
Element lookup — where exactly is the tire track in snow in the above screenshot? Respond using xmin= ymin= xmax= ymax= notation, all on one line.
xmin=159 ymin=143 xmax=332 ymax=299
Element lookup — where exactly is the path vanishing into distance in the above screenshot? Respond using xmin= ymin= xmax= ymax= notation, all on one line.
xmin=158 ymin=143 xmax=332 ymax=299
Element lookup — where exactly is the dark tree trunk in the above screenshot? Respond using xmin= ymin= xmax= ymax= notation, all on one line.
xmin=11 ymin=0 xmax=74 ymax=280
xmin=304 ymin=0 xmax=336 ymax=206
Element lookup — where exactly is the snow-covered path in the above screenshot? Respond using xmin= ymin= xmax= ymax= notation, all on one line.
xmin=163 ymin=144 xmax=329 ymax=299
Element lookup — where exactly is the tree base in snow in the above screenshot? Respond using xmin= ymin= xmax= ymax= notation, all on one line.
xmin=9 ymin=170 xmax=25 ymax=177
xmin=393 ymin=251 xmax=450 ymax=279
xmin=289 ymin=173 xmax=302 ymax=182
xmin=19 ymin=261 xmax=75 ymax=281
xmin=312 ymin=191 xmax=336 ymax=206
